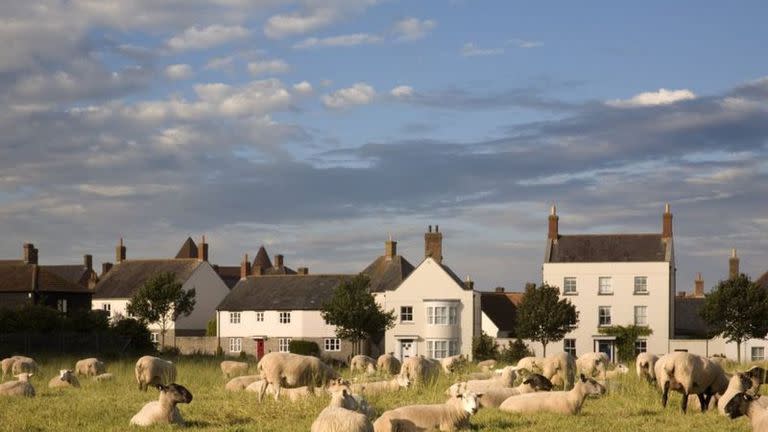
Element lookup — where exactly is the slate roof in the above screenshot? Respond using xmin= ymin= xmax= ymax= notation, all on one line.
xmin=362 ymin=255 xmax=415 ymax=293
xmin=217 ymin=274 xmax=354 ymax=311
xmin=674 ymin=297 xmax=716 ymax=339
xmin=215 ymin=266 xmax=242 ymax=289
xmin=253 ymin=246 xmax=272 ymax=269
xmin=547 ymin=234 xmax=669 ymax=263
xmin=175 ymin=237 xmax=198 ymax=259
xmin=93 ymin=259 xmax=202 ymax=299
xmin=481 ymin=291 xmax=523 ymax=337
xmin=0 ymin=262 xmax=91 ymax=294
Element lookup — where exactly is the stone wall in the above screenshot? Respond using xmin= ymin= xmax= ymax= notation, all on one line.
xmin=175 ymin=336 xmax=218 ymax=355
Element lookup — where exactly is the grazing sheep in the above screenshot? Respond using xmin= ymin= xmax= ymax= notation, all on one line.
xmin=11 ymin=357 xmax=38 ymax=376
xmin=441 ymin=355 xmax=468 ymax=374
xmin=747 ymin=366 xmax=767 ymax=393
xmin=226 ymin=375 xmax=262 ymax=392
xmin=373 ymin=392 xmax=481 ymax=432
xmin=718 ymin=373 xmax=755 ymax=416
xmin=135 ymin=356 xmax=177 ymax=392
xmin=75 ymin=358 xmax=106 ymax=377
xmin=376 ymin=353 xmax=401 ymax=376
xmin=724 ymin=392 xmax=768 ymax=431
xmin=129 ymin=383 xmax=193 ymax=427
xmin=93 ymin=373 xmax=114 ymax=382
xmin=399 ymin=355 xmax=440 ymax=385
xmin=516 ymin=357 xmax=544 ymax=374
xmin=603 ymin=364 xmax=629 ymax=380
xmin=0 ymin=373 xmax=35 ymax=397
xmin=350 ymin=375 xmax=410 ymax=396
xmin=499 ymin=374 xmax=605 ymax=415
xmin=658 ymin=351 xmax=729 ymax=413
xmin=540 ymin=353 xmax=577 ymax=390
xmin=477 ymin=359 xmax=497 ymax=372
xmin=310 ymin=388 xmax=374 ymax=432
xmin=465 ymin=371 xmax=493 ymax=380
xmin=256 ymin=352 xmax=339 ymax=401
xmin=350 ymin=355 xmax=377 ymax=375
xmin=220 ymin=361 xmax=249 ymax=379
xmin=1 ymin=356 xmax=28 ymax=381
xmin=576 ymin=352 xmax=609 ymax=378
xmin=445 ymin=366 xmax=517 ymax=395
xmin=636 ymin=353 xmax=659 ymax=383
xmin=276 ymin=385 xmax=315 ymax=402
xmin=48 ymin=369 xmax=80 ymax=389
xmin=476 ymin=374 xmax=554 ymax=408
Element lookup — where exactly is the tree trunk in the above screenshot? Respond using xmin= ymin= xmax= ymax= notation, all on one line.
xmin=737 ymin=340 xmax=742 ymax=363
xmin=542 ymin=342 xmax=547 ymax=357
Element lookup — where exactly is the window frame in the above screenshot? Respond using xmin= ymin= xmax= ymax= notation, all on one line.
xmin=635 ymin=339 xmax=648 ymax=355
xmin=400 ymin=306 xmax=414 ymax=323
xmin=634 ymin=276 xmax=649 ymax=294
xmin=598 ymin=277 xmax=613 ymax=295
xmin=598 ymin=306 xmax=612 ymax=326
xmin=278 ymin=337 xmax=292 ymax=352
xmin=634 ymin=305 xmax=648 ymax=326
xmin=279 ymin=312 xmax=291 ymax=324
xmin=752 ymin=347 xmax=765 ymax=362
xmin=229 ymin=337 xmax=242 ymax=353
xmin=150 ymin=332 xmax=159 ymax=344
xmin=563 ymin=277 xmax=577 ymax=295
xmin=564 ymin=338 xmax=576 ymax=357
xmin=255 ymin=311 xmax=264 ymax=322
xmin=229 ymin=312 xmax=241 ymax=324
xmin=324 ymin=338 xmax=341 ymax=352
xmin=426 ymin=305 xmax=457 ymax=325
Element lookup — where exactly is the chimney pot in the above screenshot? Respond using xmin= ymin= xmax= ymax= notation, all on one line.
xmin=84 ymin=254 xmax=93 ymax=271
xmin=428 ymin=225 xmax=432 ymax=233
xmin=495 ymin=287 xmax=505 ymax=293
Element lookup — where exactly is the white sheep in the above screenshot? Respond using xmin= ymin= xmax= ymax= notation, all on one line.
xmin=602 ymin=364 xmax=629 ymax=380
xmin=718 ymin=372 xmax=755 ymax=416
xmin=373 ymin=392 xmax=481 ymax=432
xmin=1 ymin=356 xmax=27 ymax=381
xmin=477 ymin=359 xmax=497 ymax=372
xmin=75 ymin=358 xmax=106 ymax=377
xmin=48 ymin=369 xmax=80 ymax=389
xmin=135 ymin=356 xmax=177 ymax=391
xmin=93 ymin=373 xmax=114 ymax=382
xmin=657 ymin=351 xmax=729 ymax=413
xmin=499 ymin=374 xmax=605 ymax=415
xmin=11 ymin=356 xmax=38 ymax=376
xmin=441 ymin=355 xmax=468 ymax=374
xmin=445 ymin=366 xmax=517 ymax=395
xmin=476 ymin=374 xmax=554 ymax=408
xmin=635 ymin=353 xmax=659 ymax=383
xmin=350 ymin=375 xmax=410 ymax=396
xmin=310 ymin=388 xmax=374 ymax=432
xmin=350 ymin=355 xmax=377 ymax=375
xmin=0 ymin=373 xmax=35 ymax=397
xmin=516 ymin=357 xmax=544 ymax=374
xmin=129 ymin=383 xmax=193 ymax=427
xmin=226 ymin=375 xmax=262 ymax=392
xmin=376 ymin=353 xmax=401 ymax=376
xmin=256 ymin=352 xmax=339 ymax=401
xmin=576 ymin=352 xmax=608 ymax=378
xmin=399 ymin=355 xmax=440 ymax=385
xmin=724 ymin=392 xmax=768 ymax=431
xmin=220 ymin=360 xmax=249 ymax=379
xmin=271 ymin=385 xmax=315 ymax=402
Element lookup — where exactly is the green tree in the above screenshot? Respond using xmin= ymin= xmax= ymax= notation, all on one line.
xmin=499 ymin=339 xmax=534 ymax=364
xmin=700 ymin=274 xmax=768 ymax=363
xmin=598 ymin=325 xmax=653 ymax=363
xmin=321 ymin=274 xmax=396 ymax=355
xmin=515 ymin=283 xmax=579 ymax=356
xmin=472 ymin=332 xmax=499 ymax=361
xmin=126 ymin=272 xmax=196 ymax=348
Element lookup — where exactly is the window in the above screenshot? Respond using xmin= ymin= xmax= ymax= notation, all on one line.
xmin=278 ymin=338 xmax=292 ymax=352
xmin=324 ymin=338 xmax=341 ymax=352
xmin=279 ymin=312 xmax=291 ymax=324
xmin=400 ymin=306 xmax=413 ymax=322
xmin=56 ymin=299 xmax=67 ymax=314
xmin=256 ymin=312 xmax=264 ymax=322
xmin=634 ymin=306 xmax=648 ymax=326
xmin=598 ymin=277 xmax=613 ymax=295
xmin=598 ymin=306 xmax=612 ymax=326
xmin=150 ymin=333 xmax=159 ymax=344
xmin=102 ymin=303 xmax=111 ymax=315
xmin=634 ymin=276 xmax=648 ymax=294
xmin=635 ymin=339 xmax=647 ymax=355
xmin=563 ymin=277 xmax=577 ymax=294
xmin=564 ymin=339 xmax=576 ymax=357
xmin=427 ymin=306 xmax=457 ymax=325
xmin=229 ymin=337 xmax=242 ymax=353
xmin=427 ymin=339 xmax=458 ymax=359
xmin=229 ymin=312 xmax=241 ymax=324
xmin=752 ymin=347 xmax=765 ymax=362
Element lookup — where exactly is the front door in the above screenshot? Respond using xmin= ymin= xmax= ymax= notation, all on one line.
xmin=400 ymin=340 xmax=415 ymax=361
xmin=596 ymin=340 xmax=614 ymax=362
xmin=256 ymin=339 xmax=265 ymax=359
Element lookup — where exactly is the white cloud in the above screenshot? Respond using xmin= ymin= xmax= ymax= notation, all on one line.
xmin=248 ymin=59 xmax=290 ymax=76
xmin=508 ymin=39 xmax=543 ymax=49
xmin=293 ymin=33 xmax=382 ymax=49
xmin=293 ymin=81 xmax=313 ymax=94
xmin=607 ymin=88 xmax=697 ymax=107
xmin=265 ymin=8 xmax=337 ymax=39
xmin=393 ymin=17 xmax=436 ymax=41
xmin=164 ymin=64 xmax=193 ymax=80
xmin=390 ymin=85 xmax=414 ymax=98
xmin=461 ymin=43 xmax=504 ymax=57
xmin=166 ymin=25 xmax=250 ymax=52
xmin=204 ymin=56 xmax=235 ymax=70
xmin=322 ymin=83 xmax=376 ymax=109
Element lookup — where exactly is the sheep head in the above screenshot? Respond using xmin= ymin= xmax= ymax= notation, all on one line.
xmin=456 ymin=392 xmax=480 ymax=415
xmin=157 ymin=383 xmax=193 ymax=405
xmin=724 ymin=392 xmax=755 ymax=419
xmin=579 ymin=374 xmax=606 ymax=395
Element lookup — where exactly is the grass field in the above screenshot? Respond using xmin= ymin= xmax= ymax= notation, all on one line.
xmin=0 ymin=355 xmax=755 ymax=431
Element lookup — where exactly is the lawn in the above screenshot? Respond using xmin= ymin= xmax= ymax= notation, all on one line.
xmin=0 ymin=356 xmax=754 ymax=431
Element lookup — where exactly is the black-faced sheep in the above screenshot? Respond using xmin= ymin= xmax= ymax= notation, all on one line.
xmin=135 ymin=356 xmax=177 ymax=391
xmin=576 ymin=352 xmax=608 ymax=378
xmin=499 ymin=373 xmax=605 ymax=415
xmin=399 ymin=355 xmax=440 ymax=385
xmin=747 ymin=366 xmax=767 ymax=393
xmin=351 ymin=375 xmax=410 ymax=396
xmin=658 ymin=351 xmax=728 ymax=413
xmin=725 ymin=392 xmax=768 ymax=431
xmin=256 ymin=352 xmax=339 ymax=401
xmin=372 ymin=392 xmax=481 ymax=432
xmin=635 ymin=353 xmax=658 ymax=383
xmin=220 ymin=360 xmax=249 ymax=379
xmin=476 ymin=374 xmax=553 ymax=408
xmin=48 ymin=369 xmax=80 ymax=389
xmin=376 ymin=353 xmax=401 ymax=376
xmin=129 ymin=383 xmax=193 ymax=427
xmin=0 ymin=373 xmax=35 ymax=397
xmin=310 ymin=388 xmax=374 ymax=432
xmin=718 ymin=372 xmax=755 ymax=416
xmin=75 ymin=358 xmax=106 ymax=377
xmin=350 ymin=355 xmax=377 ymax=375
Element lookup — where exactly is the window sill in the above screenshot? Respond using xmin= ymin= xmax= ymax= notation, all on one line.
xmin=598 ymin=324 xmax=612 ymax=328
xmin=597 ymin=292 xmax=614 ymax=296
xmin=563 ymin=292 xmax=578 ymax=296
xmin=400 ymin=321 xmax=415 ymax=325
xmin=633 ymin=291 xmax=649 ymax=296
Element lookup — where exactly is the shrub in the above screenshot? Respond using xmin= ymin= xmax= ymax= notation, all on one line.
xmin=499 ymin=339 xmax=534 ymax=364
xmin=206 ymin=317 xmax=217 ymax=336
xmin=289 ymin=340 xmax=320 ymax=356
xmin=472 ymin=332 xmax=499 ymax=361
xmin=160 ymin=346 xmax=181 ymax=356
xmin=238 ymin=350 xmax=248 ymax=360
xmin=215 ymin=345 xmax=224 ymax=357
xmin=110 ymin=317 xmax=155 ymax=353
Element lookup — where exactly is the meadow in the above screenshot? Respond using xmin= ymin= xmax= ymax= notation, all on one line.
xmin=0 ymin=355 xmax=754 ymax=431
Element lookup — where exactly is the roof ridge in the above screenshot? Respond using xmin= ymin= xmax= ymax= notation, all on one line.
xmin=558 ymin=233 xmax=662 ymax=237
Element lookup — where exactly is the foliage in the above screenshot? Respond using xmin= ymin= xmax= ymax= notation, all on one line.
xmin=109 ymin=317 xmax=155 ymax=353
xmin=238 ymin=350 xmax=248 ymax=360
xmin=321 ymin=274 xmax=396 ymax=355
xmin=289 ymin=340 xmax=320 ymax=356
xmin=0 ymin=305 xmax=109 ymax=334
xmin=472 ymin=332 xmax=499 ymax=361
xmin=499 ymin=338 xmax=534 ymax=364
xmin=598 ymin=325 xmax=653 ymax=363
xmin=700 ymin=273 xmax=768 ymax=362
xmin=515 ymin=283 xmax=579 ymax=356
xmin=206 ymin=317 xmax=217 ymax=337
xmin=126 ymin=272 xmax=196 ymax=347
xmin=215 ymin=345 xmax=224 ymax=357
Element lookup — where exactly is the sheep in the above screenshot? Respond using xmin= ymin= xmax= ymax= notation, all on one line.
xmin=220 ymin=360 xmax=249 ymax=379
xmin=399 ymin=355 xmax=440 ymax=385
xmin=245 ymin=379 xmax=268 ymax=393
xmin=441 ymin=355 xmax=468 ymax=374
xmin=93 ymin=373 xmax=114 ymax=382
xmin=11 ymin=356 xmax=38 ymax=376
xmin=516 ymin=357 xmax=544 ymax=374
xmin=256 ymin=352 xmax=339 ymax=401
xmin=445 ymin=366 xmax=517 ymax=396
xmin=350 ymin=355 xmax=377 ymax=375
xmin=476 ymin=374 xmax=554 ymax=408
xmin=465 ymin=371 xmax=493 ymax=380
xmin=1 ymin=356 xmax=28 ymax=381
xmin=477 ymin=359 xmax=497 ymax=372
xmin=635 ymin=353 xmax=659 ymax=383
xmin=539 ymin=353 xmax=577 ymax=390
xmin=499 ymin=373 xmax=605 ymax=415
xmin=603 ymin=364 xmax=630 ymax=380
xmin=48 ymin=369 xmax=80 ymax=389
xmin=709 ymin=355 xmax=732 ymax=369
xmin=129 ymin=383 xmax=193 ymax=427
xmin=372 ymin=392 xmax=481 ymax=432
xmin=718 ymin=372 xmax=755 ymax=416
xmin=350 ymin=375 xmax=410 ymax=396
xmin=75 ymin=358 xmax=106 ymax=377
xmin=310 ymin=388 xmax=374 ymax=432
xmin=0 ymin=373 xmax=35 ymax=397
xmin=376 ymin=353 xmax=401 ymax=376
xmin=576 ymin=352 xmax=609 ymax=378
xmin=657 ymin=351 xmax=729 ymax=413
xmin=226 ymin=375 xmax=262 ymax=391
xmin=724 ymin=392 xmax=768 ymax=431
xmin=135 ymin=356 xmax=177 ymax=392
xmin=747 ymin=366 xmax=767 ymax=393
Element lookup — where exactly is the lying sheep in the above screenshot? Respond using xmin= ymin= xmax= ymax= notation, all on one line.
xmin=441 ymin=355 xmax=468 ymax=374
xmin=446 ymin=366 xmax=517 ymax=395
xmin=11 ymin=357 xmax=38 ymax=376
xmin=603 ymin=364 xmax=629 ymax=380
xmin=465 ymin=371 xmax=493 ymax=380
xmin=477 ymin=359 xmax=497 ymax=372
xmin=48 ymin=369 xmax=80 ymax=389
xmin=350 ymin=355 xmax=377 ymax=375
xmin=1 ymin=356 xmax=28 ymax=381
xmin=220 ymin=361 xmax=249 ymax=379
xmin=256 ymin=352 xmax=339 ymax=401
xmin=376 ymin=353 xmax=401 ymax=376
xmin=135 ymin=356 xmax=177 ymax=392
xmin=350 ymin=375 xmax=410 ymax=396
xmin=718 ymin=372 xmax=755 ymax=416
xmin=576 ymin=352 xmax=608 ymax=378
xmin=310 ymin=388 xmax=374 ymax=432
xmin=0 ymin=373 xmax=35 ymax=397
xmin=399 ymin=355 xmax=440 ymax=385
xmin=499 ymin=373 xmax=605 ymax=415
xmin=724 ymin=392 xmax=768 ymax=431
xmin=129 ymin=383 xmax=193 ymax=427
xmin=75 ymin=358 xmax=106 ymax=377
xmin=225 ymin=375 xmax=262 ymax=392
xmin=93 ymin=373 xmax=114 ymax=382
xmin=534 ymin=353 xmax=576 ymax=390
xmin=373 ymin=392 xmax=481 ymax=432
xmin=635 ymin=353 xmax=659 ymax=383
xmin=477 ymin=374 xmax=554 ymax=408
xmin=658 ymin=352 xmax=728 ymax=413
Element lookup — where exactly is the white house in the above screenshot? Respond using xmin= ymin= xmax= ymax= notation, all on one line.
xmin=480 ymin=288 xmax=523 ymax=342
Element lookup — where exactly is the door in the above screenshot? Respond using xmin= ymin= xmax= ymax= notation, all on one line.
xmin=596 ymin=340 xmax=614 ymax=362
xmin=400 ymin=340 xmax=415 ymax=361
xmin=256 ymin=339 xmax=265 ymax=359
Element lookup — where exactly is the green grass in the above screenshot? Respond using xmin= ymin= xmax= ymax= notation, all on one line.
xmin=0 ymin=356 xmax=754 ymax=431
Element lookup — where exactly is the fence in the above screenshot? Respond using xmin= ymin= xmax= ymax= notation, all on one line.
xmin=0 ymin=332 xmax=132 ymax=356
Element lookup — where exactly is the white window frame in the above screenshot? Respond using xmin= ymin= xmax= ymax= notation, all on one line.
xmin=426 ymin=339 xmax=458 ymax=359
xmin=229 ymin=337 xmax=242 ymax=353
xmin=279 ymin=312 xmax=291 ymax=324
xmin=427 ymin=306 xmax=457 ymax=325
xmin=635 ymin=339 xmax=647 ymax=355
xmin=400 ymin=306 xmax=413 ymax=323
xmin=598 ymin=306 xmax=612 ymax=326
xmin=634 ymin=306 xmax=648 ymax=326
xmin=57 ymin=299 xmax=67 ymax=314
xmin=256 ymin=312 xmax=264 ymax=322
xmin=598 ymin=277 xmax=613 ymax=295
xmin=563 ymin=277 xmax=577 ymax=294
xmin=229 ymin=312 xmax=241 ymax=324
xmin=564 ymin=338 xmax=576 ymax=357
xmin=752 ymin=347 xmax=765 ymax=362
xmin=324 ymin=338 xmax=341 ymax=352
xmin=150 ymin=332 xmax=159 ymax=344
xmin=634 ymin=276 xmax=648 ymax=294
xmin=278 ymin=338 xmax=292 ymax=352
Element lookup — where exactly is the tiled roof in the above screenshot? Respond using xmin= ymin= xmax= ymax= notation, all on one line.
xmin=215 ymin=265 xmax=241 ymax=289
xmin=674 ymin=297 xmax=716 ymax=339
xmin=547 ymin=234 xmax=669 ymax=263
xmin=481 ymin=292 xmax=523 ymax=337
xmin=0 ymin=262 xmax=91 ymax=294
xmin=93 ymin=259 xmax=201 ymax=299
xmin=253 ymin=246 xmax=272 ymax=269
xmin=217 ymin=274 xmax=354 ymax=311
xmin=43 ymin=265 xmax=90 ymax=287
xmin=362 ymin=255 xmax=415 ymax=293
xmin=175 ymin=238 xmax=198 ymax=259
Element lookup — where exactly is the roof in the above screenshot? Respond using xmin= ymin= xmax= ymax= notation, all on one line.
xmin=440 ymin=262 xmax=471 ymax=289
xmin=217 ymin=274 xmax=355 ymax=311
xmin=547 ymin=234 xmax=670 ymax=263
xmin=0 ymin=262 xmax=92 ymax=294
xmin=674 ymin=297 xmax=716 ymax=339
xmin=43 ymin=265 xmax=92 ymax=287
xmin=93 ymin=259 xmax=202 ymax=299
xmin=757 ymin=271 xmax=768 ymax=290
xmin=362 ymin=255 xmax=415 ymax=293
xmin=481 ymin=291 xmax=523 ymax=337
xmin=253 ymin=246 xmax=272 ymax=269
xmin=215 ymin=266 xmax=241 ymax=289
xmin=175 ymin=237 xmax=198 ymax=259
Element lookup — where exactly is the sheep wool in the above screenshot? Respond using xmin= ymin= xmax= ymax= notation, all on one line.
xmin=350 ymin=375 xmax=410 ymax=396
xmin=724 ymin=392 xmax=768 ymax=432
xmin=129 ymin=383 xmax=193 ymax=427
xmin=256 ymin=352 xmax=339 ymax=401
xmin=135 ymin=356 xmax=177 ymax=392
xmin=446 ymin=366 xmax=517 ymax=396
xmin=718 ymin=373 xmax=755 ymax=416
xmin=499 ymin=374 xmax=605 ymax=415
xmin=93 ymin=373 xmax=114 ymax=382
xmin=0 ymin=373 xmax=35 ymax=397
xmin=399 ymin=355 xmax=440 ymax=385
xmin=350 ymin=355 xmax=377 ymax=375
xmin=11 ymin=357 xmax=38 ymax=376
xmin=658 ymin=352 xmax=728 ymax=413
xmin=376 ymin=354 xmax=401 ymax=376
xmin=310 ymin=389 xmax=373 ymax=432
xmin=635 ymin=353 xmax=659 ymax=383
xmin=226 ymin=375 xmax=262 ymax=392
xmin=75 ymin=358 xmax=106 ymax=377
xmin=220 ymin=361 xmax=249 ymax=379
xmin=476 ymin=374 xmax=554 ymax=408
xmin=373 ymin=392 xmax=480 ymax=432
xmin=48 ymin=370 xmax=81 ymax=389
xmin=576 ymin=352 xmax=608 ymax=378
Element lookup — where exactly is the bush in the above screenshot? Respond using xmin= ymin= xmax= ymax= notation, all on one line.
xmin=473 ymin=332 xmax=499 ymax=361
xmin=0 ymin=305 xmax=63 ymax=333
xmin=238 ymin=350 xmax=248 ymax=360
xmin=110 ymin=317 xmax=155 ymax=353
xmin=499 ymin=339 xmax=534 ymax=364
xmin=206 ymin=317 xmax=217 ymax=336
xmin=215 ymin=345 xmax=224 ymax=357
xmin=160 ymin=346 xmax=181 ymax=356
xmin=289 ymin=340 xmax=320 ymax=356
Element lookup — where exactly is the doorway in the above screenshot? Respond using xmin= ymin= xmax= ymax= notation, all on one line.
xmin=399 ymin=339 xmax=415 ymax=361
xmin=255 ymin=338 xmax=265 ymax=359
xmin=595 ymin=340 xmax=615 ymax=362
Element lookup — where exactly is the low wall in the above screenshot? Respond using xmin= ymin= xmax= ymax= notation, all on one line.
xmin=175 ymin=336 xmax=218 ymax=355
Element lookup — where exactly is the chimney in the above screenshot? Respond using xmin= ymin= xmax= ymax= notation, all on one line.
xmin=548 ymin=204 xmax=559 ymax=241
xmin=424 ymin=225 xmax=443 ymax=263
xmin=84 ymin=254 xmax=93 ymax=271
xmin=240 ymin=254 xmax=251 ymax=279
xmin=297 ymin=267 xmax=309 ymax=275
xmin=729 ymin=248 xmax=740 ymax=279
xmin=677 ymin=291 xmax=687 ymax=298
xmin=115 ymin=238 xmax=126 ymax=263
xmin=23 ymin=243 xmax=38 ymax=265
xmin=662 ymin=203 xmax=673 ymax=238
xmin=495 ymin=287 xmax=505 ymax=293
xmin=252 ymin=265 xmax=264 ymax=276
xmin=274 ymin=254 xmax=284 ymax=269
xmin=464 ymin=275 xmax=474 ymax=290
xmin=694 ymin=273 xmax=704 ymax=298
xmin=198 ymin=235 xmax=209 ymax=262
xmin=385 ymin=235 xmax=397 ymax=259
xmin=101 ymin=262 xmax=113 ymax=275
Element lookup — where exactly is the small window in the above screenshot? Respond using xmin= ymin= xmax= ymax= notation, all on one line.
xmin=278 ymin=338 xmax=292 ymax=352
xmin=150 ymin=333 xmax=159 ymax=344
xmin=57 ymin=299 xmax=67 ymax=314
xmin=563 ymin=277 xmax=577 ymax=294
xmin=752 ymin=347 xmax=765 ymax=362
xmin=449 ymin=340 xmax=459 ymax=356
xmin=279 ymin=312 xmax=291 ymax=324
xmin=635 ymin=339 xmax=647 ymax=355
xmin=229 ymin=337 xmax=242 ymax=353
xmin=634 ymin=276 xmax=648 ymax=294
xmin=634 ymin=306 xmax=648 ymax=326
xmin=598 ymin=277 xmax=613 ymax=295
xmin=324 ymin=338 xmax=341 ymax=352
xmin=229 ymin=312 xmax=241 ymax=324
xmin=564 ymin=339 xmax=576 ymax=357
xmin=256 ymin=312 xmax=264 ymax=322
xmin=102 ymin=303 xmax=111 ymax=316
xmin=598 ymin=306 xmax=612 ymax=326
xmin=400 ymin=306 xmax=413 ymax=322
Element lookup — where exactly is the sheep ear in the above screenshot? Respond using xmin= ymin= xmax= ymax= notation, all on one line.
xmin=156 ymin=384 xmax=167 ymax=392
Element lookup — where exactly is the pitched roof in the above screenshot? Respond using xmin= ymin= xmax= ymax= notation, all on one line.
xmin=217 ymin=274 xmax=354 ymax=311
xmin=175 ymin=237 xmax=198 ymax=259
xmin=674 ymin=297 xmax=716 ymax=339
xmin=215 ymin=265 xmax=242 ymax=289
xmin=253 ymin=246 xmax=272 ymax=269
xmin=440 ymin=262 xmax=471 ymax=289
xmin=362 ymin=255 xmax=415 ymax=293
xmin=93 ymin=259 xmax=202 ymax=299
xmin=481 ymin=291 xmax=523 ymax=337
xmin=547 ymin=234 xmax=669 ymax=263
xmin=43 ymin=265 xmax=90 ymax=287
xmin=0 ymin=262 xmax=92 ymax=294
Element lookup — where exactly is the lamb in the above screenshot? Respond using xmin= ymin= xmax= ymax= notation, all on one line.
xmin=445 ymin=366 xmax=517 ymax=395
xmin=75 ymin=358 xmax=106 ymax=377
xmin=225 ymin=375 xmax=262 ymax=391
xmin=256 ymin=352 xmax=339 ymax=401
xmin=399 ymin=355 xmax=440 ymax=385
xmin=129 ymin=383 xmax=193 ymax=427
xmin=635 ymin=353 xmax=659 ymax=383
xmin=48 ymin=369 xmax=80 ymax=389
xmin=476 ymin=374 xmax=554 ymax=408
xmin=350 ymin=375 xmax=410 ymax=396
xmin=499 ymin=373 xmax=605 ymax=415
xmin=724 ymin=392 xmax=768 ymax=432
xmin=310 ymin=388 xmax=374 ymax=432
xmin=576 ymin=352 xmax=608 ymax=378
xmin=93 ymin=373 xmax=114 ymax=382
xmin=11 ymin=356 xmax=38 ymax=376
xmin=135 ymin=356 xmax=177 ymax=391
xmin=220 ymin=360 xmax=249 ymax=379
xmin=603 ymin=364 xmax=629 ymax=380
xmin=718 ymin=372 xmax=755 ymax=416
xmin=477 ymin=359 xmax=497 ymax=372
xmin=350 ymin=355 xmax=377 ymax=375
xmin=372 ymin=392 xmax=481 ymax=432
xmin=657 ymin=351 xmax=729 ymax=413
xmin=0 ymin=373 xmax=35 ymax=397
xmin=441 ymin=355 xmax=468 ymax=374
xmin=376 ymin=353 xmax=401 ymax=376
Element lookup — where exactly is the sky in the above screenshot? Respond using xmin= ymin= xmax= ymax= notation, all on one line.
xmin=1 ymin=0 xmax=767 ymax=293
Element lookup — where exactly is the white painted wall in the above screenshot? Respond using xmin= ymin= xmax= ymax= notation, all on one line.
xmin=481 ymin=311 xmax=499 ymax=338
xmin=218 ymin=309 xmax=340 ymax=339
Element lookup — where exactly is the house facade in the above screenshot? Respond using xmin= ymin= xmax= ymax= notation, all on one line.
xmin=480 ymin=288 xmax=523 ymax=341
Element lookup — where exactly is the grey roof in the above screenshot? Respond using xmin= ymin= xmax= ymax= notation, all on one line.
xmin=215 ymin=265 xmax=241 ymax=289
xmin=674 ymin=297 xmax=716 ymax=339
xmin=43 ymin=265 xmax=91 ymax=287
xmin=547 ymin=234 xmax=669 ymax=263
xmin=0 ymin=262 xmax=91 ymax=294
xmin=175 ymin=238 xmax=198 ymax=259
xmin=93 ymin=259 xmax=202 ymax=299
xmin=253 ymin=246 xmax=272 ymax=269
xmin=362 ymin=255 xmax=415 ymax=293
xmin=217 ymin=274 xmax=354 ymax=311
xmin=480 ymin=292 xmax=523 ymax=337
xmin=440 ymin=263 xmax=471 ymax=289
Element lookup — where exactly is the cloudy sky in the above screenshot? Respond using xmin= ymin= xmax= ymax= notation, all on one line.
xmin=1 ymin=0 xmax=767 ymax=292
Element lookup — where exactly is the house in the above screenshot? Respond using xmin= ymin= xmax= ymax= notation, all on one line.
xmin=480 ymin=288 xmax=523 ymax=340
xmin=0 ymin=243 xmax=94 ymax=314
xmin=541 ymin=204 xmax=676 ymax=360
xmin=91 ymin=237 xmax=230 ymax=345
xmin=375 ymin=226 xmax=481 ymax=361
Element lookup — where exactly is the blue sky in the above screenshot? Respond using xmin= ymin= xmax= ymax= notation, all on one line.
xmin=1 ymin=0 xmax=767 ymax=292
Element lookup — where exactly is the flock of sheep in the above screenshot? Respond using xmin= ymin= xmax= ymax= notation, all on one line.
xmin=2 ymin=350 xmax=768 ymax=431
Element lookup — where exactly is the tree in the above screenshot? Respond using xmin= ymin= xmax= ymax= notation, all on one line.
xmin=499 ymin=339 xmax=534 ymax=364
xmin=598 ymin=325 xmax=653 ymax=363
xmin=321 ymin=274 xmax=396 ymax=355
xmin=126 ymin=272 xmax=196 ymax=348
xmin=515 ymin=283 xmax=579 ymax=356
xmin=700 ymin=274 xmax=768 ymax=362
xmin=472 ymin=332 xmax=499 ymax=361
